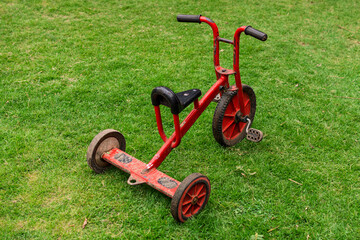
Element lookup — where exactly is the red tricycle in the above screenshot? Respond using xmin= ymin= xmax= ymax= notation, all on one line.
xmin=87 ymin=15 xmax=267 ymax=222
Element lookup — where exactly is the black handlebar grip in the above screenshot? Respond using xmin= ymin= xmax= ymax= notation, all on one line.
xmin=245 ymin=26 xmax=267 ymax=41
xmin=177 ymin=15 xmax=202 ymax=23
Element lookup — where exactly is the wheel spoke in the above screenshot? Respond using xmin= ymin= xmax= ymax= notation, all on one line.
xmin=196 ymin=201 xmax=203 ymax=208
xmin=198 ymin=192 xmax=206 ymax=199
xmin=231 ymin=100 xmax=238 ymax=112
xmin=228 ymin=123 xmax=236 ymax=138
xmin=244 ymin=98 xmax=250 ymax=109
xmin=225 ymin=101 xmax=236 ymax=115
xmin=231 ymin=123 xmax=240 ymax=137
xmin=183 ymin=203 xmax=192 ymax=215
xmin=193 ymin=184 xmax=197 ymax=196
xmin=195 ymin=184 xmax=204 ymax=196
xmin=224 ymin=113 xmax=235 ymax=117
xmin=223 ymin=120 xmax=234 ymax=133
xmin=191 ymin=205 xmax=197 ymax=215
xmin=232 ymin=96 xmax=240 ymax=111
xmin=239 ymin=122 xmax=246 ymax=132
xmin=182 ymin=198 xmax=193 ymax=206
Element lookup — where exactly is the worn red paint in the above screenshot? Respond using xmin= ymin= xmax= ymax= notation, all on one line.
xmin=102 ymin=148 xmax=180 ymax=198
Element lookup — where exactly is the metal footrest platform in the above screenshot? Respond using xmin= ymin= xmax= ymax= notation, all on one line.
xmin=102 ymin=148 xmax=180 ymax=198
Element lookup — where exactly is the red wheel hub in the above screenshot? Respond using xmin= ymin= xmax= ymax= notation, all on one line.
xmin=222 ymin=93 xmax=251 ymax=140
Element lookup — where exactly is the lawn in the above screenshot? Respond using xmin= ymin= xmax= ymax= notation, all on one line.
xmin=1 ymin=0 xmax=359 ymax=239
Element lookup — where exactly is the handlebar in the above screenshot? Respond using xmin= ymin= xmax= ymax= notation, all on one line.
xmin=177 ymin=15 xmax=267 ymax=42
xmin=244 ymin=26 xmax=267 ymax=41
xmin=176 ymin=14 xmax=268 ymax=76
xmin=177 ymin=15 xmax=202 ymax=23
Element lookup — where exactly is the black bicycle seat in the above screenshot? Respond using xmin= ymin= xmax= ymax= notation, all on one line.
xmin=151 ymin=86 xmax=201 ymax=114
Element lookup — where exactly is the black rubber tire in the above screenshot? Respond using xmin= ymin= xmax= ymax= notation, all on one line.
xmin=212 ymin=84 xmax=256 ymax=147
xmin=171 ymin=173 xmax=211 ymax=223
xmin=86 ymin=129 xmax=126 ymax=173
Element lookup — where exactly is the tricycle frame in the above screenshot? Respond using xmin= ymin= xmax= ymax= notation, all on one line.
xmin=146 ymin=16 xmax=248 ymax=170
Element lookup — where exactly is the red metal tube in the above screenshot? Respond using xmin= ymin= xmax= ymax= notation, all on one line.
xmin=200 ymin=16 xmax=220 ymax=78
xmin=171 ymin=114 xmax=181 ymax=148
xmin=154 ymin=106 xmax=167 ymax=142
xmin=146 ymin=76 xmax=229 ymax=170
xmin=233 ymin=26 xmax=247 ymax=113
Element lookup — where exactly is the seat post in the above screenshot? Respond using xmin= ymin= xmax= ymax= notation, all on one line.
xmin=171 ymin=114 xmax=181 ymax=148
xmin=154 ymin=106 xmax=167 ymax=142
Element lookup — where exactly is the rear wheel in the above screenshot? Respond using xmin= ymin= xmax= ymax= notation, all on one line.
xmin=171 ymin=173 xmax=211 ymax=223
xmin=212 ymin=84 xmax=256 ymax=147
xmin=87 ymin=129 xmax=126 ymax=173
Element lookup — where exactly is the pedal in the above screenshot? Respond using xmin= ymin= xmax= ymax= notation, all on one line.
xmin=246 ymin=128 xmax=263 ymax=143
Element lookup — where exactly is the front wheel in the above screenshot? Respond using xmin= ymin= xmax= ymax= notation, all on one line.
xmin=212 ymin=84 xmax=256 ymax=147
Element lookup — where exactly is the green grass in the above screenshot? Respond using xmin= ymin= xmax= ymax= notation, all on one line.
xmin=1 ymin=0 xmax=359 ymax=239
